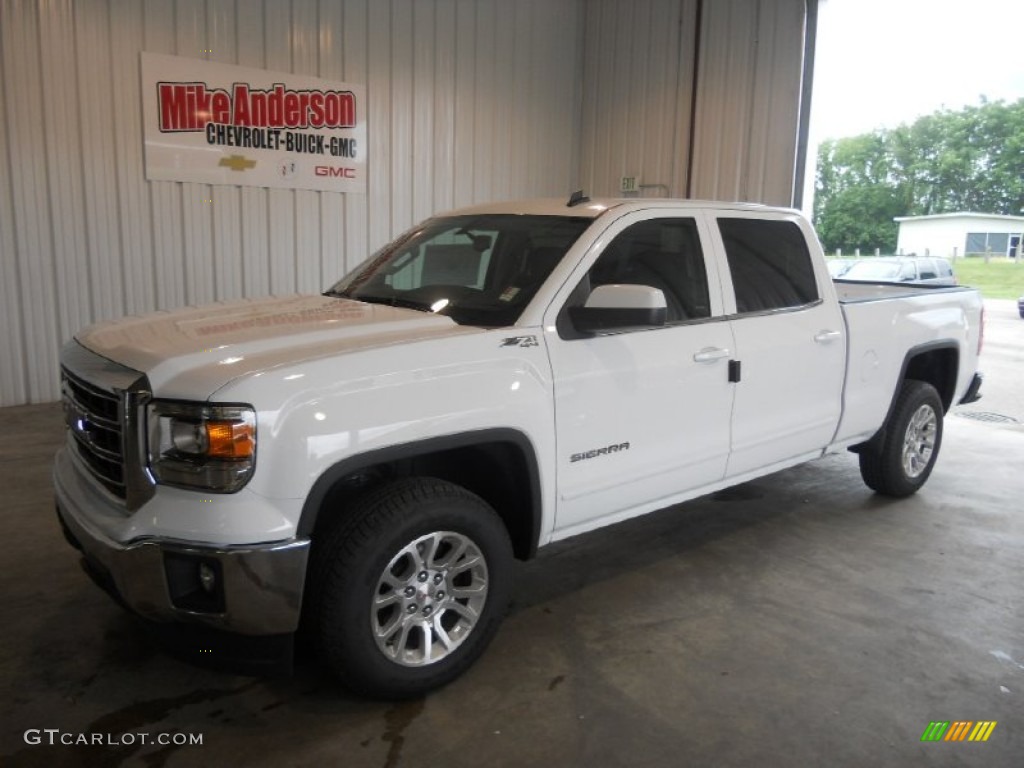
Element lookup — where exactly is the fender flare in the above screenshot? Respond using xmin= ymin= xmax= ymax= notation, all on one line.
xmin=853 ymin=340 xmax=959 ymax=452
xmin=296 ymin=428 xmax=544 ymax=558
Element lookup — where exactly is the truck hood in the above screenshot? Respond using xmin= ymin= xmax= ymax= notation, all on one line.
xmin=76 ymin=294 xmax=475 ymax=399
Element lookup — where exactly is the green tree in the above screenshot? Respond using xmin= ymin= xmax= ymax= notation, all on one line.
xmin=814 ymin=98 xmax=1024 ymax=252
xmin=816 ymin=185 xmax=904 ymax=254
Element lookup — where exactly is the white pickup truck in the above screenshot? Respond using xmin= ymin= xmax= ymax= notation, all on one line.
xmin=55 ymin=196 xmax=983 ymax=698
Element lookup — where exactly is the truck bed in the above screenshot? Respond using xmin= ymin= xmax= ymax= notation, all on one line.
xmin=833 ymin=280 xmax=975 ymax=304
xmin=832 ymin=281 xmax=983 ymax=446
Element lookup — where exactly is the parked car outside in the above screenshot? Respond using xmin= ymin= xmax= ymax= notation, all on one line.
xmin=1018 ymin=296 xmax=1023 ymax=318
xmin=827 ymin=258 xmax=857 ymax=278
xmin=840 ymin=257 xmax=957 ymax=286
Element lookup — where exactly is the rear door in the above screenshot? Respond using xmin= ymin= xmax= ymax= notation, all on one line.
xmin=544 ymin=211 xmax=735 ymax=535
xmin=708 ymin=214 xmax=846 ymax=478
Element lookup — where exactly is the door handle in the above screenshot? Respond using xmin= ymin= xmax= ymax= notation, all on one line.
xmin=693 ymin=347 xmax=731 ymax=363
xmin=814 ymin=330 xmax=842 ymax=344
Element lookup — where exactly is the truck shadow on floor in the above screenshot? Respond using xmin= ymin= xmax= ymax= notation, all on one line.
xmin=3 ymin=458 xmax=904 ymax=767
xmin=508 ymin=456 xmax=895 ymax=612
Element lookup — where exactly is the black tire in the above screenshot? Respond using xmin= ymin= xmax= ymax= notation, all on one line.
xmin=859 ymin=380 xmax=944 ymax=497
xmin=308 ymin=477 xmax=513 ymax=699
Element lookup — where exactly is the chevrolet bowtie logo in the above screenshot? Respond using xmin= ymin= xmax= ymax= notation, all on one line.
xmin=218 ymin=154 xmax=256 ymax=172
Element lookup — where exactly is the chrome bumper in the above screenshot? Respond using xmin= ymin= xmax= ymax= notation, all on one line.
xmin=55 ymin=448 xmax=310 ymax=636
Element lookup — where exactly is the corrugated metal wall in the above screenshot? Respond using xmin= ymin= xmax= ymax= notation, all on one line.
xmin=689 ymin=0 xmax=807 ymax=204
xmin=1 ymin=0 xmax=813 ymax=407
xmin=577 ymin=0 xmax=698 ymax=199
xmin=0 ymin=0 xmax=583 ymax=405
xmin=577 ymin=0 xmax=809 ymax=204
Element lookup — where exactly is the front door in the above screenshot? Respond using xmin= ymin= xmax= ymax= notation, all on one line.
xmin=545 ymin=212 xmax=735 ymax=537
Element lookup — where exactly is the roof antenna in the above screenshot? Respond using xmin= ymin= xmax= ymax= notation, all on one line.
xmin=567 ymin=190 xmax=590 ymax=207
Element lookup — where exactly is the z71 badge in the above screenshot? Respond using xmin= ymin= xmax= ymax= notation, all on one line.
xmin=500 ymin=335 xmax=539 ymax=348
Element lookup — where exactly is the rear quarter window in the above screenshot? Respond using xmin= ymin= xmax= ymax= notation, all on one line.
xmin=717 ymin=218 xmax=819 ymax=313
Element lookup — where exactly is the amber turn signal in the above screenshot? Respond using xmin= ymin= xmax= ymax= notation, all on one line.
xmin=205 ymin=421 xmax=255 ymax=458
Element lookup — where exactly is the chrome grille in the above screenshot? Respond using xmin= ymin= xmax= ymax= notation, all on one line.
xmin=59 ymin=341 xmax=154 ymax=510
xmin=62 ymin=369 xmax=126 ymax=498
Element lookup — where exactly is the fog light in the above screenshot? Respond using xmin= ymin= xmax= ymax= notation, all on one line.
xmin=165 ymin=554 xmax=225 ymax=613
xmin=198 ymin=562 xmax=217 ymax=593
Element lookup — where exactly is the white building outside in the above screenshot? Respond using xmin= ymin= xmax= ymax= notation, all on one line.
xmin=895 ymin=212 xmax=1024 ymax=259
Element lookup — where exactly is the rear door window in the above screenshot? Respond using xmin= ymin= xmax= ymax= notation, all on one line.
xmin=717 ymin=218 xmax=819 ymax=313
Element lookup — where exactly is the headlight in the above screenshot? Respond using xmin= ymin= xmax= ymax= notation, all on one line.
xmin=147 ymin=401 xmax=256 ymax=492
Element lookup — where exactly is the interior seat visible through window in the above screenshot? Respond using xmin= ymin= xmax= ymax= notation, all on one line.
xmin=577 ymin=218 xmax=710 ymax=325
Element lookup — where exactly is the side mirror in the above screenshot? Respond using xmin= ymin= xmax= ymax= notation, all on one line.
xmin=569 ymin=284 xmax=667 ymax=333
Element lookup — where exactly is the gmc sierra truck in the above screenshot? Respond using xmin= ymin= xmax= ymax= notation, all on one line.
xmin=55 ymin=196 xmax=983 ymax=698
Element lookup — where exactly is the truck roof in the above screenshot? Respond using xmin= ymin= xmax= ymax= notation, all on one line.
xmin=442 ymin=196 xmax=797 ymax=219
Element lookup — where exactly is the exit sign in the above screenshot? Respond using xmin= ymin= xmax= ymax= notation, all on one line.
xmin=620 ymin=176 xmax=639 ymax=193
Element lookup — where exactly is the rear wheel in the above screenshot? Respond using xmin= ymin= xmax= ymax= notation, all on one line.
xmin=308 ymin=477 xmax=512 ymax=699
xmin=858 ymin=380 xmax=944 ymax=497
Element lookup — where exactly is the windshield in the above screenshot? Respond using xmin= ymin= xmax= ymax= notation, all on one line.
xmin=842 ymin=260 xmax=903 ymax=281
xmin=326 ymin=214 xmax=593 ymax=327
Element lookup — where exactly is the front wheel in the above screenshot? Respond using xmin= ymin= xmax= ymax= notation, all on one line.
xmin=858 ymin=380 xmax=944 ymax=497
xmin=308 ymin=477 xmax=513 ymax=699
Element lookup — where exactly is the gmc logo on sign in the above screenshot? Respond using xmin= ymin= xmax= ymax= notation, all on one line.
xmin=314 ymin=166 xmax=357 ymax=178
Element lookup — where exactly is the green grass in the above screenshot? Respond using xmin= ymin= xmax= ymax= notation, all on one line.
xmin=951 ymin=259 xmax=1024 ymax=299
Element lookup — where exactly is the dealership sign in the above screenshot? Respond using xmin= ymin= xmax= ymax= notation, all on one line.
xmin=141 ymin=53 xmax=366 ymax=193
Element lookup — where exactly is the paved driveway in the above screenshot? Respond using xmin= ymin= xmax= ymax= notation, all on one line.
xmin=955 ymin=299 xmax=1023 ymax=427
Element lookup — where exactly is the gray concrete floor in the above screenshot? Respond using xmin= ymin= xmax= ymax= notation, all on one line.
xmin=2 ymin=302 xmax=1023 ymax=767
xmin=1 ymin=403 xmax=1021 ymax=767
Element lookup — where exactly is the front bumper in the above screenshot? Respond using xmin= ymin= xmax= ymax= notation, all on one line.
xmin=54 ymin=448 xmax=310 ymax=637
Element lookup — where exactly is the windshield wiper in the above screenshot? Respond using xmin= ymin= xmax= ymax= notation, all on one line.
xmin=324 ymin=289 xmax=433 ymax=313
xmin=340 ymin=293 xmax=434 ymax=314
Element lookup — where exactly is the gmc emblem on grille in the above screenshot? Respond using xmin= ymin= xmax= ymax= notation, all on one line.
xmin=64 ymin=400 xmax=94 ymax=442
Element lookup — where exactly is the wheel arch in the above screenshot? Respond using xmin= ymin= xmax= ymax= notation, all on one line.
xmin=898 ymin=341 xmax=959 ymax=414
xmin=297 ymin=429 xmax=543 ymax=560
xmin=852 ymin=341 xmax=958 ymax=453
